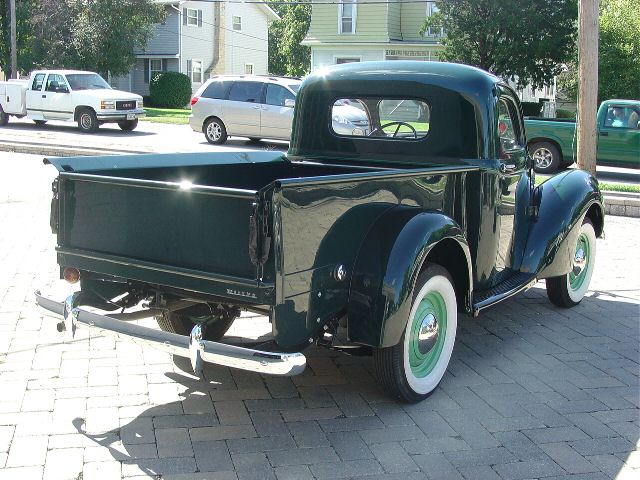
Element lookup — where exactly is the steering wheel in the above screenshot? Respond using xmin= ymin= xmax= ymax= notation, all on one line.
xmin=369 ymin=121 xmax=417 ymax=139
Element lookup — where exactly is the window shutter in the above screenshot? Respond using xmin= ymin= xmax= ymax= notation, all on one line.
xmin=144 ymin=59 xmax=150 ymax=83
xmin=197 ymin=10 xmax=203 ymax=27
xmin=161 ymin=59 xmax=167 ymax=71
xmin=187 ymin=60 xmax=192 ymax=82
xmin=183 ymin=8 xmax=187 ymax=25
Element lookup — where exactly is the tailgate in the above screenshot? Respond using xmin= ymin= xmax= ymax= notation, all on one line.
xmin=54 ymin=173 xmax=268 ymax=300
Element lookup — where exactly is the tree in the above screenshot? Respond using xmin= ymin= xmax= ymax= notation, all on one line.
xmin=0 ymin=0 xmax=37 ymax=78
xmin=267 ymin=1 xmax=311 ymax=77
xmin=422 ymin=0 xmax=577 ymax=88
xmin=1 ymin=0 xmax=164 ymax=77
xmin=557 ymin=0 xmax=640 ymax=102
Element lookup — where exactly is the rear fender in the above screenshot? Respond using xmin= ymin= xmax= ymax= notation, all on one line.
xmin=522 ymin=169 xmax=604 ymax=279
xmin=347 ymin=206 xmax=471 ymax=348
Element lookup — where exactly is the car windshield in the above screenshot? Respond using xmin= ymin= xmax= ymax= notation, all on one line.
xmin=66 ymin=74 xmax=112 ymax=91
xmin=288 ymin=84 xmax=301 ymax=94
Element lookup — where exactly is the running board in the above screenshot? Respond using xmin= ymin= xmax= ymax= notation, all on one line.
xmin=472 ymin=272 xmax=537 ymax=316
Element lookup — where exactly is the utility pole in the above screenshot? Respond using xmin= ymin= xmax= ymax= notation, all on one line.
xmin=9 ymin=0 xmax=17 ymax=79
xmin=576 ymin=0 xmax=599 ymax=175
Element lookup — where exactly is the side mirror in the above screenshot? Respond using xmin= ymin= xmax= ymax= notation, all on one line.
xmin=284 ymin=98 xmax=295 ymax=108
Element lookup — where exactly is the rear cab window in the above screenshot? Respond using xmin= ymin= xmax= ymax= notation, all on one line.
xmin=331 ymin=98 xmax=430 ymax=139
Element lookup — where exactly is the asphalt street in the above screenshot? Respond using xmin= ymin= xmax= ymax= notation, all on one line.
xmin=0 ymin=117 xmax=289 ymax=155
xmin=0 ymin=152 xmax=638 ymax=480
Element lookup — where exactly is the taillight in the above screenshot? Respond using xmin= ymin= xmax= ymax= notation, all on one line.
xmin=63 ymin=267 xmax=80 ymax=284
xmin=190 ymin=97 xmax=199 ymax=106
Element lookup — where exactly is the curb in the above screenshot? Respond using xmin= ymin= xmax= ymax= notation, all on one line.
xmin=603 ymin=193 xmax=640 ymax=218
xmin=0 ymin=140 xmax=145 ymax=157
xmin=2 ymin=140 xmax=638 ymax=218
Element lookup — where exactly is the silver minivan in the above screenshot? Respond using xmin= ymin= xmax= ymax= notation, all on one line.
xmin=189 ymin=75 xmax=370 ymax=144
xmin=189 ymin=76 xmax=300 ymax=144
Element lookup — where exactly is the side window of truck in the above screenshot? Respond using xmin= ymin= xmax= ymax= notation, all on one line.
xmin=498 ymin=98 xmax=524 ymax=157
xmin=604 ymin=105 xmax=640 ymax=130
xmin=45 ymin=74 xmax=69 ymax=93
xmin=32 ymin=73 xmax=45 ymax=91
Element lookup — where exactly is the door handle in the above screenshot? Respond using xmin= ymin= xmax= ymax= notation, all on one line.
xmin=499 ymin=163 xmax=517 ymax=174
xmin=42 ymin=95 xmax=47 ymax=98
xmin=252 ymin=105 xmax=261 ymax=110
xmin=600 ymin=131 xmax=608 ymax=136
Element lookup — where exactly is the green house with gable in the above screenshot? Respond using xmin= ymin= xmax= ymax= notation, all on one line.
xmin=302 ymin=0 xmax=443 ymax=69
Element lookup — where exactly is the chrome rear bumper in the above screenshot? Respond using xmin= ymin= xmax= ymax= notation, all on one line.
xmin=35 ymin=291 xmax=306 ymax=377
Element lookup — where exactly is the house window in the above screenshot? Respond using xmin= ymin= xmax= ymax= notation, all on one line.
xmin=244 ymin=64 xmax=254 ymax=75
xmin=336 ymin=57 xmax=360 ymax=64
xmin=426 ymin=2 xmax=444 ymax=37
xmin=186 ymin=8 xmax=199 ymax=26
xmin=149 ymin=59 xmax=164 ymax=82
xmin=339 ymin=0 xmax=356 ymax=34
xmin=189 ymin=59 xmax=203 ymax=83
xmin=233 ymin=15 xmax=242 ymax=31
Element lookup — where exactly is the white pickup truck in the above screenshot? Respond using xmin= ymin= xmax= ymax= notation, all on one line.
xmin=0 ymin=70 xmax=145 ymax=133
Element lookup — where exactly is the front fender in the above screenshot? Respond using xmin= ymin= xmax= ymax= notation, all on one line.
xmin=522 ymin=169 xmax=604 ymax=279
xmin=347 ymin=206 xmax=471 ymax=348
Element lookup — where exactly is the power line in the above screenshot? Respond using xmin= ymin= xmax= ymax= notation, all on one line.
xmin=174 ymin=7 xmax=269 ymax=42
xmin=155 ymin=26 xmax=268 ymax=53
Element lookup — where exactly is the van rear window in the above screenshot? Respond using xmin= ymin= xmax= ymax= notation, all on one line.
xmin=202 ymin=81 xmax=232 ymax=100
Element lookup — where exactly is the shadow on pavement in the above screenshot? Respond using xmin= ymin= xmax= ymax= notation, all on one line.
xmin=2 ymin=121 xmax=156 ymax=137
xmin=71 ymin=287 xmax=638 ymax=478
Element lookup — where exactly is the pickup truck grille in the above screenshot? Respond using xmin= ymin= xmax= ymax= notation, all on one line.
xmin=116 ymin=101 xmax=136 ymax=110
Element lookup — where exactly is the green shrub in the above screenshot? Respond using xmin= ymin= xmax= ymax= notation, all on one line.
xmin=142 ymin=95 xmax=156 ymax=108
xmin=555 ymin=108 xmax=576 ymax=119
xmin=149 ymin=72 xmax=192 ymax=108
xmin=521 ymin=101 xmax=542 ymax=117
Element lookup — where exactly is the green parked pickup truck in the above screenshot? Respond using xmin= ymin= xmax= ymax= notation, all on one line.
xmin=526 ymin=99 xmax=640 ymax=173
xmin=37 ymin=62 xmax=604 ymax=403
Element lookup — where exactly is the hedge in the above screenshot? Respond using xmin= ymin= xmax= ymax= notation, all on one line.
xmin=149 ymin=72 xmax=192 ymax=109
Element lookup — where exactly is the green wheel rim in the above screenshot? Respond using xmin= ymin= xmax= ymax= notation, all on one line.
xmin=409 ymin=291 xmax=447 ymax=378
xmin=569 ymin=232 xmax=591 ymax=291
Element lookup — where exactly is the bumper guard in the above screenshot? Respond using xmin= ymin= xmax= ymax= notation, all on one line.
xmin=35 ymin=291 xmax=306 ymax=377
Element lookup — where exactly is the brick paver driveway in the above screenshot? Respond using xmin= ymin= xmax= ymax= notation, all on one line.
xmin=1 ymin=152 xmax=638 ymax=480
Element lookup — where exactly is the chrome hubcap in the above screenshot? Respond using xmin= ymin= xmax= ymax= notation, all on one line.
xmin=207 ymin=122 xmax=221 ymax=141
xmin=532 ymin=148 xmax=552 ymax=169
xmin=417 ymin=313 xmax=439 ymax=355
xmin=80 ymin=114 xmax=92 ymax=129
xmin=572 ymin=247 xmax=586 ymax=276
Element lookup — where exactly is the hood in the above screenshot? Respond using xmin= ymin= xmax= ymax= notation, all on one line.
xmin=72 ymin=89 xmax=142 ymax=101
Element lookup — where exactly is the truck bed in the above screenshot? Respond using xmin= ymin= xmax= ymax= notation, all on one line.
xmin=49 ymin=152 xmax=386 ymax=303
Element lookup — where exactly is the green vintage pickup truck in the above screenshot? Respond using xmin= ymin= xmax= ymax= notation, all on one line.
xmin=37 ymin=62 xmax=604 ymax=402
xmin=526 ymin=99 xmax=640 ymax=173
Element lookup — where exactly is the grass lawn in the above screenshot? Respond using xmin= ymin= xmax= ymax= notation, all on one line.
xmin=142 ymin=107 xmax=190 ymax=125
xmin=536 ymin=174 xmax=640 ymax=194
